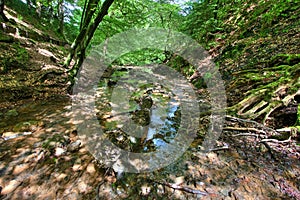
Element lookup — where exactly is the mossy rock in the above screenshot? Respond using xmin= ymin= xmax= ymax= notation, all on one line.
xmin=13 ymin=120 xmax=41 ymax=132
xmin=5 ymin=109 xmax=18 ymax=117
xmin=42 ymin=134 xmax=69 ymax=150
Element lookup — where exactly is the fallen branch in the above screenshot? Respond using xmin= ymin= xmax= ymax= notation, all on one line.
xmin=224 ymin=126 xmax=266 ymax=134
xmin=232 ymin=133 xmax=261 ymax=138
xmin=153 ymin=180 xmax=208 ymax=195
xmin=225 ymin=115 xmax=280 ymax=137
xmin=209 ymin=146 xmax=230 ymax=151
xmin=260 ymin=136 xmax=292 ymax=144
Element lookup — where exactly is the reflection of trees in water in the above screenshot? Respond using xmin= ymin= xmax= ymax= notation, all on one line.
xmin=96 ymin=74 xmax=181 ymax=153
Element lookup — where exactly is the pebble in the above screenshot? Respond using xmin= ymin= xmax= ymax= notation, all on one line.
xmin=54 ymin=147 xmax=66 ymax=157
xmin=67 ymin=140 xmax=81 ymax=152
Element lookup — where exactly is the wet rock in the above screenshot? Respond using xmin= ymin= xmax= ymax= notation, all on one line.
xmin=67 ymin=140 xmax=81 ymax=152
xmin=129 ymin=136 xmax=137 ymax=143
xmin=116 ymin=135 xmax=124 ymax=142
xmin=33 ymin=141 xmax=43 ymax=148
xmin=140 ymin=96 xmax=153 ymax=109
xmin=1 ymin=180 xmax=22 ymax=195
xmin=2 ymin=131 xmax=32 ymax=140
xmin=13 ymin=120 xmax=41 ymax=132
xmin=86 ymin=163 xmax=96 ymax=174
xmin=54 ymin=147 xmax=66 ymax=157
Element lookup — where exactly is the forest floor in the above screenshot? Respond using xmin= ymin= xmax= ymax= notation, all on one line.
xmin=0 ymin=3 xmax=300 ymax=200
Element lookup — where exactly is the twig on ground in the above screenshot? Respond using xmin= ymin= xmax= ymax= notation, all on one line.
xmin=260 ymin=136 xmax=292 ymax=144
xmin=225 ymin=115 xmax=278 ymax=134
xmin=95 ymin=180 xmax=106 ymax=200
xmin=232 ymin=133 xmax=261 ymax=138
xmin=152 ymin=180 xmax=208 ymax=195
xmin=209 ymin=146 xmax=230 ymax=152
xmin=223 ymin=126 xmax=266 ymax=134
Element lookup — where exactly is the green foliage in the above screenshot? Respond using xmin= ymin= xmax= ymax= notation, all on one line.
xmin=181 ymin=0 xmax=225 ymax=48
xmin=42 ymin=134 xmax=67 ymax=150
xmin=87 ymin=0 xmax=182 ymax=65
xmin=5 ymin=109 xmax=19 ymax=117
xmin=182 ymin=0 xmax=299 ymax=48
xmin=6 ymin=0 xmax=32 ymax=17
xmin=114 ymin=49 xmax=166 ymax=65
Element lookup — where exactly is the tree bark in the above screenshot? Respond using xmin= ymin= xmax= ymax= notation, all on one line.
xmin=80 ymin=0 xmax=97 ymax=31
xmin=64 ymin=0 xmax=101 ymax=68
xmin=57 ymin=0 xmax=64 ymax=35
xmin=66 ymin=0 xmax=115 ymax=86
xmin=78 ymin=0 xmax=114 ymax=65
xmin=0 ymin=0 xmax=9 ymax=22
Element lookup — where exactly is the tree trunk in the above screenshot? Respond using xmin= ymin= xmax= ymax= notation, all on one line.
xmin=0 ymin=0 xmax=9 ymax=22
xmin=76 ymin=0 xmax=114 ymax=69
xmin=80 ymin=0 xmax=88 ymax=30
xmin=57 ymin=0 xmax=64 ymax=35
xmin=66 ymin=0 xmax=115 ymax=86
xmin=26 ymin=0 xmax=36 ymax=9
xmin=36 ymin=1 xmax=42 ymax=18
xmin=63 ymin=0 xmax=99 ymax=68
xmin=80 ymin=0 xmax=97 ymax=31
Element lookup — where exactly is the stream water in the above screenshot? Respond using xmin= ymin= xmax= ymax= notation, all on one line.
xmin=95 ymin=68 xmax=182 ymax=153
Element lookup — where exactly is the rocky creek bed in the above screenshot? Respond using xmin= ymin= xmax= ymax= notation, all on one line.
xmin=1 ymin=68 xmax=300 ymax=199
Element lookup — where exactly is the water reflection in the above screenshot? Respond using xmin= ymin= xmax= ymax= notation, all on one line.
xmin=96 ymin=68 xmax=181 ymax=153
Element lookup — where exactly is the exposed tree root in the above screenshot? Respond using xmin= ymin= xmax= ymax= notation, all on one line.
xmin=224 ymin=126 xmax=267 ymax=134
xmin=225 ymin=115 xmax=280 ymax=137
xmin=261 ymin=137 xmax=292 ymax=143
xmin=223 ymin=115 xmax=300 ymax=162
xmin=227 ymin=54 xmax=300 ymax=126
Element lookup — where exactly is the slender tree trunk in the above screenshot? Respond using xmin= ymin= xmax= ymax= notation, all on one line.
xmin=79 ymin=0 xmax=98 ymax=31
xmin=79 ymin=0 xmax=88 ymax=30
xmin=76 ymin=0 xmax=114 ymax=68
xmin=36 ymin=1 xmax=42 ymax=18
xmin=0 ymin=0 xmax=9 ymax=22
xmin=64 ymin=0 xmax=102 ymax=68
xmin=66 ymin=0 xmax=115 ymax=86
xmin=58 ymin=0 xmax=64 ymax=35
